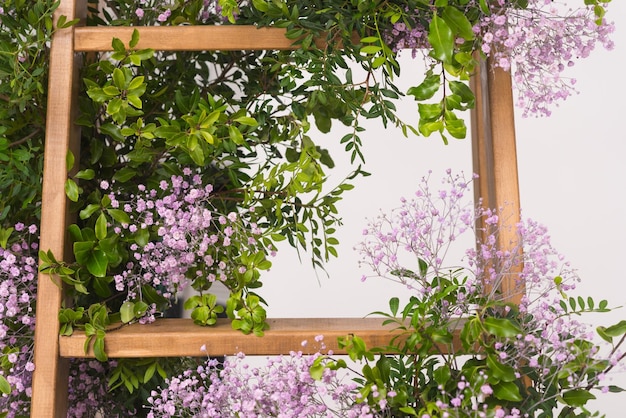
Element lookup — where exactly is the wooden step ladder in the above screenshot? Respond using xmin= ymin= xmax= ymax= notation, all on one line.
xmin=31 ymin=1 xmax=522 ymax=416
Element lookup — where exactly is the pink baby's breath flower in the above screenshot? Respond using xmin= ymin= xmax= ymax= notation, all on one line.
xmin=480 ymin=384 xmax=493 ymax=395
xmin=157 ymin=9 xmax=171 ymax=22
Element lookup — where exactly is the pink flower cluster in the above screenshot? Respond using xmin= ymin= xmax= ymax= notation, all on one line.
xmin=356 ymin=170 xmax=618 ymax=415
xmin=106 ymin=169 xmax=265 ymax=318
xmin=356 ymin=169 xmax=477 ymax=289
xmin=133 ymin=0 xmax=229 ymax=24
xmin=0 ymin=226 xmax=39 ymax=417
xmin=147 ymin=348 xmax=373 ymax=417
xmin=384 ymin=1 xmax=614 ymax=117
xmin=384 ymin=20 xmax=430 ymax=58
xmin=478 ymin=0 xmax=615 ymax=117
xmin=66 ymin=359 xmax=138 ymax=418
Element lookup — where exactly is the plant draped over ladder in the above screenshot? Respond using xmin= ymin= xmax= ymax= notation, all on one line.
xmin=0 ymin=0 xmax=618 ymax=416
xmin=146 ymin=171 xmax=626 ymax=418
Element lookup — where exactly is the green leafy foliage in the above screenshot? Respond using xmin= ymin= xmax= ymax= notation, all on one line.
xmin=0 ymin=0 xmax=69 ymax=225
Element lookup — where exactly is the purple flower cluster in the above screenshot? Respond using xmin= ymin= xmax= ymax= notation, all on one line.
xmin=133 ymin=0 xmax=230 ymax=24
xmin=66 ymin=359 xmax=137 ymax=418
xmin=384 ymin=1 xmax=614 ymax=117
xmin=423 ymin=374 xmax=524 ymax=418
xmin=384 ymin=20 xmax=430 ymax=58
xmin=356 ymin=169 xmax=477 ymax=289
xmin=147 ymin=347 xmax=373 ymax=418
xmin=477 ymin=0 xmax=615 ymax=117
xmin=356 ymin=170 xmax=620 ymax=415
xmin=0 ymin=225 xmax=38 ymax=417
xmin=106 ymin=169 xmax=266 ymax=319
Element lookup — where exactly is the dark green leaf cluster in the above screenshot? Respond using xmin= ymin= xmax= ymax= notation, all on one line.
xmin=0 ymin=0 xmax=77 ymax=225
xmin=243 ymin=0 xmax=490 ymax=143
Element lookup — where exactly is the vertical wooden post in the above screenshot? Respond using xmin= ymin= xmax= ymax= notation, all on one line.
xmin=470 ymin=58 xmax=523 ymax=305
xmin=31 ymin=0 xmax=82 ymax=416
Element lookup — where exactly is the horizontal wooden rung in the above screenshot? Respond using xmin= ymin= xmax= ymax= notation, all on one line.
xmin=74 ymin=26 xmax=317 ymax=51
xmin=59 ymin=317 xmax=465 ymax=358
xmin=60 ymin=318 xmax=400 ymax=358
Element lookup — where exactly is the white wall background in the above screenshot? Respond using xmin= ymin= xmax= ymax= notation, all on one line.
xmin=256 ymin=1 xmax=626 ymax=415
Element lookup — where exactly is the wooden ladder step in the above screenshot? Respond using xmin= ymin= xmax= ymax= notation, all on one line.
xmin=74 ymin=25 xmax=329 ymax=51
xmin=59 ymin=317 xmax=466 ymax=358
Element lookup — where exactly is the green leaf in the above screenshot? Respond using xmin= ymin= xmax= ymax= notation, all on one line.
xmin=562 ymin=389 xmax=596 ymax=407
xmin=389 ymin=297 xmax=399 ymax=316
xmin=460 ymin=317 xmax=481 ymax=351
xmin=448 ymin=81 xmax=475 ymax=104
xmin=133 ymin=228 xmax=150 ymax=247
xmin=270 ymin=233 xmax=287 ymax=242
xmin=314 ymin=113 xmax=331 ymax=133
xmin=112 ymin=37 xmax=125 ymax=53
xmin=0 ymin=227 xmax=14 ymax=249
xmin=128 ymin=76 xmax=145 ymax=91
xmin=102 ymin=85 xmax=121 ymax=96
xmin=478 ymin=0 xmax=490 ymax=14
xmin=112 ymin=167 xmax=137 ymax=183
xmin=66 ymin=150 xmax=75 ymax=172
xmin=360 ymin=45 xmax=382 ymax=55
xmin=493 ymin=381 xmax=523 ymax=402
xmin=441 ymin=6 xmax=475 ymax=40
xmin=309 ymin=362 xmax=325 ymax=380
xmin=86 ymin=249 xmax=108 ymax=278
xmin=372 ymin=56 xmax=386 ymax=69
xmin=78 ymin=203 xmax=100 ymax=219
xmin=604 ymin=320 xmax=626 ymax=337
xmin=228 ymin=125 xmax=244 ymax=145
xmin=252 ymin=0 xmax=269 ymax=12
xmin=93 ymin=333 xmax=108 ymax=362
xmin=418 ymin=120 xmax=444 ymax=137
xmin=433 ymin=366 xmax=451 ymax=386
xmin=0 ymin=375 xmax=10 ymax=395
xmin=73 ymin=240 xmax=94 ymax=265
xmin=127 ymin=94 xmax=142 ymax=109
xmin=75 ymin=169 xmax=95 ymax=180
xmin=597 ymin=326 xmax=613 ymax=344
xmin=120 ymin=301 xmax=135 ymax=323
xmin=360 ymin=36 xmax=380 ymax=44
xmin=129 ymin=29 xmax=140 ymax=48
xmin=407 ymin=75 xmax=441 ymax=101
xmin=95 ymin=213 xmax=108 ymax=240
xmin=487 ymin=354 xmax=517 ymax=382
xmin=418 ymin=103 xmax=443 ymax=120
xmin=427 ymin=14 xmax=454 ymax=64
xmin=65 ymin=179 xmax=80 ymax=202
xmin=444 ymin=114 xmax=467 ymax=139
xmin=106 ymin=209 xmax=130 ymax=225
xmin=483 ymin=317 xmax=522 ymax=338
xmin=65 ymin=226 xmax=82 ymax=245
xmin=112 ymin=68 xmax=126 ymax=89
xmin=398 ymin=406 xmax=418 ymax=416
xmin=233 ymin=116 xmax=258 ymax=126
xmin=134 ymin=301 xmax=149 ymax=317
xmin=93 ymin=276 xmax=112 ymax=298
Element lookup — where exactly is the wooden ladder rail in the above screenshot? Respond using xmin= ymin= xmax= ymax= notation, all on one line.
xmin=31 ymin=2 xmax=521 ymax=416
